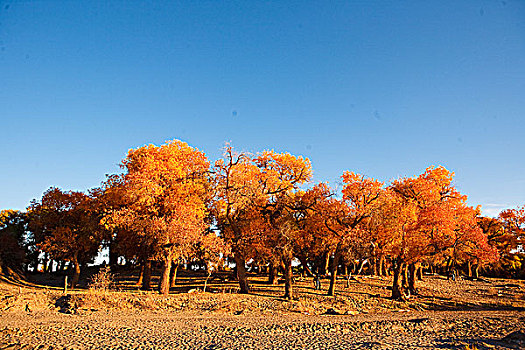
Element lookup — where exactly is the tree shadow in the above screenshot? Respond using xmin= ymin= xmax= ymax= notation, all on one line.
xmin=432 ymin=335 xmax=524 ymax=350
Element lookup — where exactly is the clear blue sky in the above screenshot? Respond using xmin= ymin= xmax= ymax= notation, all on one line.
xmin=1 ymin=1 xmax=524 ymax=217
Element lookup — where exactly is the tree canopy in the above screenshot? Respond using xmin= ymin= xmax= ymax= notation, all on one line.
xmin=12 ymin=139 xmax=522 ymax=298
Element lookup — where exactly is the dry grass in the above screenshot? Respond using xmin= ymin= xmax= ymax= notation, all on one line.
xmin=1 ymin=273 xmax=524 ymax=349
xmin=1 ymin=271 xmax=524 ymax=317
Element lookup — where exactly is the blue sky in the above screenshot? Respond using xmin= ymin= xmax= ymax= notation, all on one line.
xmin=1 ymin=1 xmax=524 ymax=217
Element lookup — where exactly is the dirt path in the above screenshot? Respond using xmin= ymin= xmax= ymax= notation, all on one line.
xmin=2 ymin=309 xmax=524 ymax=349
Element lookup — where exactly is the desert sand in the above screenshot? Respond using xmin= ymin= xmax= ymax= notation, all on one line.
xmin=1 ymin=272 xmax=524 ymax=349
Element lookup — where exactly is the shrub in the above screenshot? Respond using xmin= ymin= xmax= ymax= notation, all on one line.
xmin=88 ymin=266 xmax=115 ymax=292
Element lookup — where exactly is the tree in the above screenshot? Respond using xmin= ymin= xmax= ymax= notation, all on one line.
xmin=213 ymin=146 xmax=312 ymax=297
xmin=195 ymin=230 xmax=231 ymax=292
xmin=212 ymin=146 xmax=263 ymax=294
xmin=104 ymin=140 xmax=210 ymax=294
xmin=292 ymin=183 xmax=336 ymax=278
xmin=100 ymin=173 xmax=157 ymax=286
xmin=498 ymin=206 xmax=525 ymax=254
xmin=443 ymin=206 xmax=498 ymax=278
xmin=90 ymin=179 xmax=124 ymax=267
xmin=254 ymin=150 xmax=312 ymax=299
xmin=29 ymin=188 xmax=102 ymax=288
xmin=360 ymin=190 xmax=400 ymax=276
xmin=323 ymin=172 xmax=384 ymax=296
xmin=487 ymin=206 xmax=525 ymax=277
xmin=0 ymin=210 xmax=30 ymax=274
xmin=386 ymin=166 xmax=496 ymax=299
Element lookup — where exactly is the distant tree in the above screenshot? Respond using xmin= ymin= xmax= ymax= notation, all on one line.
xmin=444 ymin=206 xmax=498 ymax=278
xmin=28 ymin=188 xmax=102 ymax=288
xmin=360 ymin=190 xmax=400 ymax=276
xmin=474 ymin=216 xmax=500 ymax=276
xmin=298 ymin=183 xmax=343 ymax=277
xmin=498 ymin=206 xmax=525 ymax=253
xmin=194 ymin=231 xmax=231 ymax=291
xmin=293 ymin=183 xmax=336 ymax=278
xmin=0 ymin=210 xmax=30 ymax=274
xmin=489 ymin=206 xmax=525 ymax=277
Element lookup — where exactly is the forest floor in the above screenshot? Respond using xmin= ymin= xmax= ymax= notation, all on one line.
xmin=0 ymin=269 xmax=524 ymax=349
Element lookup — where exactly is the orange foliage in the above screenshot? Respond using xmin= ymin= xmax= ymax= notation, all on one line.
xmin=103 ymin=140 xmax=210 ymax=293
xmin=107 ymin=140 xmax=209 ymax=259
xmin=22 ymin=138 xmax=518 ymax=295
xmin=28 ymin=187 xmax=102 ymax=287
xmin=385 ymin=166 xmax=498 ymax=298
xmin=212 ymin=145 xmax=312 ymax=296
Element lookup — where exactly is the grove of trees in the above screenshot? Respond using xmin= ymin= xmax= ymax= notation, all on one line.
xmin=1 ymin=139 xmax=523 ymax=300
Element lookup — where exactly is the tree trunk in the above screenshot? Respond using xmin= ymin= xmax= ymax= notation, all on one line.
xmin=467 ymin=261 xmax=472 ymax=277
xmin=141 ymin=260 xmax=152 ymax=291
xmin=169 ymin=262 xmax=179 ymax=287
xmin=328 ymin=245 xmax=341 ymax=296
xmin=416 ymin=263 xmax=423 ymax=281
xmin=158 ymin=258 xmax=172 ymax=295
xmin=356 ymin=259 xmax=366 ymax=275
xmin=402 ymin=264 xmax=408 ymax=287
xmin=41 ymin=254 xmax=48 ymax=273
xmin=408 ymin=263 xmax=417 ymax=295
xmin=136 ymin=262 xmax=144 ymax=286
xmin=57 ymin=260 xmax=64 ymax=273
xmin=70 ymin=255 xmax=80 ymax=289
xmin=203 ymin=271 xmax=212 ymax=292
xmin=474 ymin=264 xmax=479 ymax=279
xmin=446 ymin=258 xmax=452 ymax=279
xmin=371 ymin=257 xmax=377 ymax=275
xmin=299 ymin=256 xmax=314 ymax=277
xmin=377 ymin=255 xmax=384 ymax=276
xmin=234 ymin=251 xmax=250 ymax=293
xmin=283 ymin=257 xmax=294 ymax=299
xmin=323 ymin=251 xmax=330 ymax=276
xmin=108 ymin=239 xmax=118 ymax=267
xmin=391 ymin=260 xmax=405 ymax=300
xmin=268 ymin=262 xmax=278 ymax=285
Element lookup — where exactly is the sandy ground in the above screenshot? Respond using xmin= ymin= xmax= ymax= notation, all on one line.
xmin=1 ymin=273 xmax=524 ymax=349
xmin=1 ymin=309 xmax=524 ymax=349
